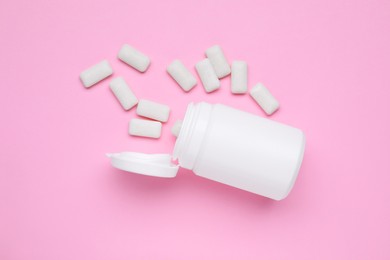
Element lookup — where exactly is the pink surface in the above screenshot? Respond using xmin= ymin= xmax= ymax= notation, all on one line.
xmin=1 ymin=0 xmax=389 ymax=259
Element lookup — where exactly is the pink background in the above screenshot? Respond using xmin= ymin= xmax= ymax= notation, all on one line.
xmin=1 ymin=0 xmax=390 ymax=259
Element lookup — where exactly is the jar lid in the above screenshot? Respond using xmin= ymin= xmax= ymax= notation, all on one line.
xmin=106 ymin=152 xmax=179 ymax=178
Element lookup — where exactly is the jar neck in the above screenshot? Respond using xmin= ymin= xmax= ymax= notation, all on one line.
xmin=173 ymin=102 xmax=213 ymax=170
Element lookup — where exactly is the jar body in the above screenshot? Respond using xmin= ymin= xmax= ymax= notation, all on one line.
xmin=175 ymin=103 xmax=305 ymax=200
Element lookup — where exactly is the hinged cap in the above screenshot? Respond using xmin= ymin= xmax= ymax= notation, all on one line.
xmin=106 ymin=152 xmax=179 ymax=178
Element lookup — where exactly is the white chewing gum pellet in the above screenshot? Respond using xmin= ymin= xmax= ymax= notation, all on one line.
xmin=136 ymin=99 xmax=170 ymax=122
xmin=167 ymin=60 xmax=197 ymax=92
xmin=195 ymin=59 xmax=220 ymax=93
xmin=129 ymin=119 xmax=162 ymax=138
xmin=171 ymin=120 xmax=183 ymax=137
xmin=205 ymin=45 xmax=231 ymax=78
xmin=231 ymin=61 xmax=248 ymax=94
xmin=118 ymin=44 xmax=151 ymax=72
xmin=80 ymin=60 xmax=113 ymax=88
xmin=250 ymin=83 xmax=280 ymax=115
xmin=109 ymin=77 xmax=138 ymax=110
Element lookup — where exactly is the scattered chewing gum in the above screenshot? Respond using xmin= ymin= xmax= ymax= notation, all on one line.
xmin=250 ymin=83 xmax=280 ymax=115
xmin=205 ymin=45 xmax=231 ymax=78
xmin=167 ymin=60 xmax=197 ymax=92
xmin=118 ymin=44 xmax=151 ymax=72
xmin=136 ymin=99 xmax=170 ymax=122
xmin=231 ymin=61 xmax=248 ymax=94
xmin=80 ymin=60 xmax=113 ymax=88
xmin=109 ymin=77 xmax=138 ymax=110
xmin=129 ymin=119 xmax=162 ymax=138
xmin=195 ymin=58 xmax=220 ymax=93
xmin=171 ymin=120 xmax=183 ymax=137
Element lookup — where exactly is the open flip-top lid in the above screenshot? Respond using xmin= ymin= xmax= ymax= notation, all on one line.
xmin=106 ymin=152 xmax=179 ymax=178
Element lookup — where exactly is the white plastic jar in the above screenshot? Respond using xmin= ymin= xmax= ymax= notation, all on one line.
xmin=108 ymin=102 xmax=305 ymax=200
